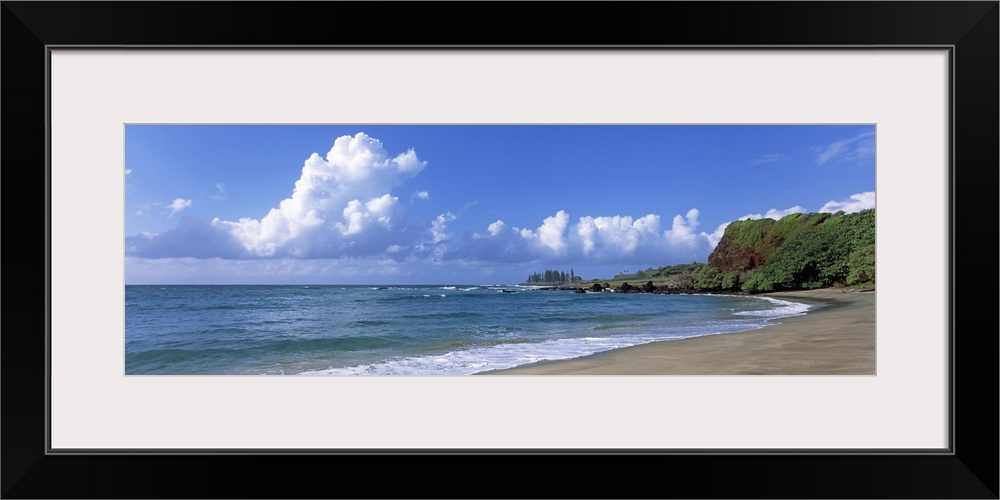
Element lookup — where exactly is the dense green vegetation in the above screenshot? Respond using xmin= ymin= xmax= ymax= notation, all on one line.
xmin=700 ymin=209 xmax=875 ymax=292
xmin=581 ymin=209 xmax=875 ymax=294
xmin=740 ymin=209 xmax=873 ymax=291
xmin=603 ymin=263 xmax=705 ymax=290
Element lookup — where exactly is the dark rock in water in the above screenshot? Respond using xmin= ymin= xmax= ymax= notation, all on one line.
xmin=500 ymin=289 xmax=515 ymax=293
xmin=590 ymin=283 xmax=604 ymax=293
xmin=619 ymin=282 xmax=633 ymax=293
xmin=643 ymin=280 xmax=656 ymax=293
xmin=574 ymin=287 xmax=586 ymax=293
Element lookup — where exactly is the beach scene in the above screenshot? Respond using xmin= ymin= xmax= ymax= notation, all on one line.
xmin=125 ymin=125 xmax=875 ymax=375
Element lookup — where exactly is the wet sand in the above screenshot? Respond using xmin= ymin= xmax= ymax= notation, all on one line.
xmin=484 ymin=287 xmax=876 ymax=375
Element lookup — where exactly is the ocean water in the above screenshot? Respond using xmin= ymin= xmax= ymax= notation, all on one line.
xmin=124 ymin=285 xmax=811 ymax=375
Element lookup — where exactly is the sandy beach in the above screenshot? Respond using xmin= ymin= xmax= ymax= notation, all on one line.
xmin=484 ymin=287 xmax=876 ymax=375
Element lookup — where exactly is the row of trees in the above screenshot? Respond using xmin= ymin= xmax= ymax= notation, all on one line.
xmin=525 ymin=268 xmax=580 ymax=284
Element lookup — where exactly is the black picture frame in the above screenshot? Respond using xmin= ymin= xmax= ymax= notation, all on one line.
xmin=3 ymin=2 xmax=997 ymax=498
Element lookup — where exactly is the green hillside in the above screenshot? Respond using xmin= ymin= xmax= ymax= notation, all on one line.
xmin=697 ymin=209 xmax=875 ymax=292
xmin=580 ymin=209 xmax=875 ymax=294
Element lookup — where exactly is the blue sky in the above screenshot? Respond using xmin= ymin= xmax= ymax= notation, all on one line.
xmin=125 ymin=125 xmax=875 ymax=284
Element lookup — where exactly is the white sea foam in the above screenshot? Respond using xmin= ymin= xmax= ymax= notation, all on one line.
xmin=734 ymin=296 xmax=811 ymax=318
xmin=299 ymin=320 xmax=773 ymax=376
xmin=295 ymin=293 xmax=813 ymax=376
xmin=301 ymin=337 xmax=614 ymax=375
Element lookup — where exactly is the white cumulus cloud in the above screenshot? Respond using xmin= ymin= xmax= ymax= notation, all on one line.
xmin=212 ymin=132 xmax=426 ymax=257
xmin=536 ymin=210 xmax=570 ymax=255
xmin=414 ymin=191 xmax=430 ymax=200
xmin=576 ymin=214 xmax=660 ymax=259
xmin=739 ymin=206 xmax=807 ymax=221
xmin=167 ymin=198 xmax=192 ymax=216
xmin=335 ymin=194 xmax=399 ymax=236
xmin=452 ymin=209 xmax=718 ymax=265
xmin=819 ymin=191 xmax=875 ymax=213
xmin=705 ymin=222 xmax=730 ymax=249
xmin=430 ymin=212 xmax=456 ymax=244
xmin=487 ymin=220 xmax=507 ymax=237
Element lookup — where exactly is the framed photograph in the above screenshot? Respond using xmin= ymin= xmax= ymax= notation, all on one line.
xmin=4 ymin=2 xmax=996 ymax=498
xmin=120 ymin=122 xmax=878 ymax=378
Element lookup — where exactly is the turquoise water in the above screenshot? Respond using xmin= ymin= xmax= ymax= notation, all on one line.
xmin=124 ymin=285 xmax=810 ymax=375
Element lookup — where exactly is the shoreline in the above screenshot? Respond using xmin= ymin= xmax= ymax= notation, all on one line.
xmin=481 ymin=287 xmax=876 ymax=375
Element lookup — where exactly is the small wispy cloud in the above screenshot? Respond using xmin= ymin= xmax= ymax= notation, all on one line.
xmin=135 ymin=201 xmax=158 ymax=216
xmin=167 ymin=198 xmax=192 ymax=217
xmin=413 ymin=191 xmax=430 ymax=200
xmin=815 ymin=131 xmax=875 ymax=165
xmin=211 ymin=183 xmax=227 ymax=201
xmin=751 ymin=153 xmax=789 ymax=166
xmin=125 ymin=169 xmax=133 ymax=176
